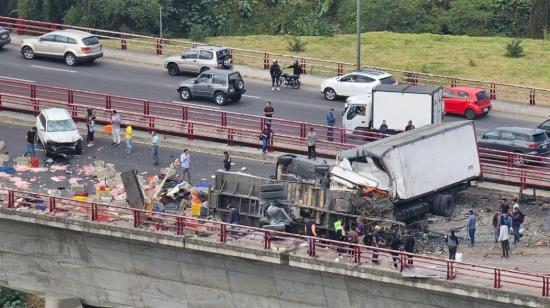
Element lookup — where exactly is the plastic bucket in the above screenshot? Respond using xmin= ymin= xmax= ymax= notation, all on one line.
xmin=104 ymin=124 xmax=112 ymax=133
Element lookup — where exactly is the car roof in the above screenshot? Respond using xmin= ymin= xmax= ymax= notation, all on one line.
xmin=446 ymin=86 xmax=485 ymax=93
xmin=353 ymin=70 xmax=392 ymax=79
xmin=41 ymin=108 xmax=72 ymax=121
xmin=194 ymin=45 xmax=228 ymax=51
xmin=44 ymin=29 xmax=95 ymax=39
xmin=491 ymin=127 xmax=546 ymax=135
xmin=202 ymin=69 xmax=239 ymax=75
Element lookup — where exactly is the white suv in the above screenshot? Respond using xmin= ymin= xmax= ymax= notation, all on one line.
xmin=36 ymin=108 xmax=83 ymax=156
xmin=21 ymin=30 xmax=103 ymax=66
xmin=321 ymin=69 xmax=398 ymax=101
xmin=164 ymin=46 xmax=233 ymax=75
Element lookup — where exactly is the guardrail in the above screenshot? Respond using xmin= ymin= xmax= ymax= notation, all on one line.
xmin=0 ymin=188 xmax=548 ymax=299
xmin=0 ymin=16 xmax=549 ymax=107
xmin=1 ymin=76 xmax=550 ymax=194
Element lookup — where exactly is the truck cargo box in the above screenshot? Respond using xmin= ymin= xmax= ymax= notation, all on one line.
xmin=339 ymin=121 xmax=480 ymax=201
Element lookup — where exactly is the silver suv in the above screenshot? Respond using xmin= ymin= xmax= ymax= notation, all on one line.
xmin=165 ymin=46 xmax=233 ymax=75
xmin=177 ymin=70 xmax=245 ymax=105
xmin=21 ymin=30 xmax=103 ymax=66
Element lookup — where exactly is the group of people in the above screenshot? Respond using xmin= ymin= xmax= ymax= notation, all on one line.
xmin=85 ymin=108 xmax=135 ymax=154
xmin=379 ymin=120 xmax=416 ymax=134
xmin=269 ymin=59 xmax=302 ymax=91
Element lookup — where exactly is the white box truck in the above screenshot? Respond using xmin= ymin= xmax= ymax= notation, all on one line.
xmin=343 ymin=84 xmax=444 ymax=133
xmin=334 ymin=120 xmax=480 ymax=220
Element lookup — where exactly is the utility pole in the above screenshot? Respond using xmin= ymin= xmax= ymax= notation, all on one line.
xmin=356 ymin=0 xmax=361 ymax=71
xmin=159 ymin=5 xmax=163 ymax=38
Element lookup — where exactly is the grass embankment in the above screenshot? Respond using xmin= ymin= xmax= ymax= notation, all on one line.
xmin=207 ymin=32 xmax=550 ymax=88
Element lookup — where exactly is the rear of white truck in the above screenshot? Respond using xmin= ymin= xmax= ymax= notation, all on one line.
xmin=333 ymin=121 xmax=480 ymax=220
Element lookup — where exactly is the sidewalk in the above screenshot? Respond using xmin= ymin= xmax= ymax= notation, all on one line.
xmin=9 ymin=34 xmax=548 ymax=120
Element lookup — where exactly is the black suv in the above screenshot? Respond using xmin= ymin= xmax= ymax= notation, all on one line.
xmin=0 ymin=27 xmax=10 ymax=49
xmin=478 ymin=127 xmax=550 ymax=157
xmin=178 ymin=69 xmax=245 ymax=106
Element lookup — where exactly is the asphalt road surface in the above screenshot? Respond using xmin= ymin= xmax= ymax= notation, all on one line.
xmin=0 ymin=122 xmax=273 ymax=194
xmin=0 ymin=44 xmax=543 ymax=135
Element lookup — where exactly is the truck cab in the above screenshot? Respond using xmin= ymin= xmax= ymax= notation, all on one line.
xmin=343 ymin=95 xmax=372 ymax=132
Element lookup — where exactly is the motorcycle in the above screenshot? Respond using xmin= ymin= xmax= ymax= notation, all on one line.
xmin=276 ymin=73 xmax=301 ymax=89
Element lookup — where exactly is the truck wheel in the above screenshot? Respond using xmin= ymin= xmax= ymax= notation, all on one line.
xmin=260 ymin=183 xmax=286 ymax=192
xmin=431 ymin=194 xmax=456 ymax=217
xmin=464 ymin=109 xmax=476 ymax=120
xmin=277 ymin=154 xmax=296 ymax=166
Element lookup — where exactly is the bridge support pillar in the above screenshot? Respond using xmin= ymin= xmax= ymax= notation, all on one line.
xmin=45 ymin=295 xmax=83 ymax=308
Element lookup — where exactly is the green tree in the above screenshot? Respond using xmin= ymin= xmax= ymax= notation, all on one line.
xmin=17 ymin=0 xmax=45 ymax=20
xmin=442 ymin=0 xmax=494 ymax=36
xmin=0 ymin=0 xmax=18 ymax=17
xmin=527 ymin=0 xmax=550 ymax=38
xmin=491 ymin=0 xmax=532 ymax=36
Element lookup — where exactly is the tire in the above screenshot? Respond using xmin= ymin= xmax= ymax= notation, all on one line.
xmin=464 ymin=109 xmax=476 ymax=120
xmin=200 ymin=67 xmax=209 ymax=73
xmin=277 ymin=154 xmax=296 ymax=166
xmin=64 ymin=52 xmax=77 ymax=66
xmin=231 ymin=94 xmax=242 ymax=102
xmin=260 ymin=190 xmax=287 ymax=200
xmin=22 ymin=46 xmax=34 ymax=60
xmin=235 ymin=80 xmax=244 ymax=91
xmin=260 ymin=183 xmax=286 ymax=192
xmin=167 ymin=63 xmax=180 ymax=76
xmin=214 ymin=92 xmax=227 ymax=106
xmin=430 ymin=194 xmax=456 ymax=217
xmin=179 ymin=88 xmax=192 ymax=101
xmin=324 ymin=88 xmax=337 ymax=101
xmin=292 ymin=79 xmax=301 ymax=89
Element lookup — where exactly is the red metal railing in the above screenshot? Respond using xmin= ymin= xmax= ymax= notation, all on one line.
xmin=0 ymin=188 xmax=548 ymax=298
xmin=1 ymin=77 xmax=550 ymax=192
xmin=0 ymin=16 xmax=549 ymax=106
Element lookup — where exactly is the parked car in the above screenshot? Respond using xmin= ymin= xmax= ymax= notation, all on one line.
xmin=478 ymin=127 xmax=550 ymax=164
xmin=177 ymin=69 xmax=245 ymax=106
xmin=321 ymin=70 xmax=397 ymax=101
xmin=36 ymin=108 xmax=83 ymax=155
xmin=443 ymin=86 xmax=492 ymax=120
xmin=21 ymin=30 xmax=102 ymax=66
xmin=165 ymin=46 xmax=233 ymax=76
xmin=0 ymin=27 xmax=11 ymax=49
xmin=537 ymin=119 xmax=550 ymax=136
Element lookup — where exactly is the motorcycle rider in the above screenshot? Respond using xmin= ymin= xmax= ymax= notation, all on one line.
xmin=270 ymin=59 xmax=281 ymax=91
xmin=287 ymin=59 xmax=302 ymax=77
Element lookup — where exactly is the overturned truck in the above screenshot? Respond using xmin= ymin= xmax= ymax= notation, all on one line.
xmin=209 ymin=121 xmax=481 ymax=235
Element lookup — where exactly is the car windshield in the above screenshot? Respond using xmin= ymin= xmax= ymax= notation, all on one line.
xmin=47 ymin=119 xmax=76 ymax=132
xmin=476 ymin=91 xmax=488 ymax=100
xmin=82 ymin=36 xmax=100 ymax=46
xmin=532 ymin=133 xmax=547 ymax=142
xmin=380 ymin=76 xmax=397 ymax=84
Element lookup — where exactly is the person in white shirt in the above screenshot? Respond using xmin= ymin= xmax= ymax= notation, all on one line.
xmin=498 ymin=221 xmax=510 ymax=258
xmin=179 ymin=149 xmax=191 ymax=183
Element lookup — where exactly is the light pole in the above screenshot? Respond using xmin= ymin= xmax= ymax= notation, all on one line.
xmin=159 ymin=5 xmax=163 ymax=38
xmin=356 ymin=0 xmax=361 ymax=71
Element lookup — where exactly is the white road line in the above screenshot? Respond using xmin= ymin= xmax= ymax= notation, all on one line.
xmin=242 ymin=94 xmax=261 ymax=99
xmin=171 ymin=101 xmax=221 ymax=110
xmin=0 ymin=75 xmax=35 ymax=83
xmin=31 ymin=65 xmax=77 ymax=73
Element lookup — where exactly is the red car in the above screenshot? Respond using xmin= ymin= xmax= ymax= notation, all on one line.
xmin=443 ymin=86 xmax=492 ymax=120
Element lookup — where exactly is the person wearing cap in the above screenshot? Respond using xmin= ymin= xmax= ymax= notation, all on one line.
xmin=151 ymin=131 xmax=160 ymax=166
xmin=270 ymin=59 xmax=281 ymax=91
xmin=326 ymin=107 xmax=336 ymax=141
xmin=372 ymin=225 xmax=381 ymax=264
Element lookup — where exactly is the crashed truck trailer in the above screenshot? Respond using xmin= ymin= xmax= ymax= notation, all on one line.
xmin=208 ymin=121 xmax=481 ymax=233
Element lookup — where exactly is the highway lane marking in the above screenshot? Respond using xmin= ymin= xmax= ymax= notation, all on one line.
xmin=242 ymin=94 xmax=261 ymax=99
xmin=31 ymin=65 xmax=77 ymax=73
xmin=171 ymin=101 xmax=221 ymax=110
xmin=0 ymin=75 xmax=35 ymax=83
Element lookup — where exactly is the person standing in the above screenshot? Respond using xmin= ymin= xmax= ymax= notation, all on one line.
xmin=445 ymin=229 xmax=459 ymax=260
xmin=24 ymin=127 xmax=36 ymax=157
xmin=372 ymin=225 xmax=381 ymax=264
xmin=379 ymin=120 xmax=389 ymax=134
xmin=86 ymin=109 xmax=95 ymax=147
xmin=179 ymin=149 xmax=191 ymax=183
xmin=151 ymin=131 xmax=160 ymax=166
xmin=467 ymin=209 xmax=477 ymax=246
xmin=512 ymin=197 xmax=520 ymax=211
xmin=499 ymin=221 xmax=510 ymax=258
xmin=229 ymin=205 xmax=240 ymax=236
xmin=263 ymin=101 xmax=274 ymax=125
xmin=389 ymin=232 xmax=402 ymax=269
xmin=405 ymin=120 xmax=415 ymax=131
xmin=511 ymin=207 xmax=525 ymax=245
xmin=355 ymin=218 xmax=366 ymax=245
xmin=111 ymin=110 xmax=121 ymax=146
xmin=260 ymin=124 xmax=272 ymax=154
xmin=307 ymin=127 xmax=317 ymax=160
xmin=326 ymin=107 xmax=336 ymax=141
xmin=404 ymin=232 xmax=415 ymax=266
xmin=223 ymin=151 xmax=232 ymax=171
xmin=304 ymin=217 xmax=317 ymax=256
xmin=492 ymin=207 xmax=501 ymax=243
xmin=270 ymin=60 xmax=281 ymax=91
xmin=125 ymin=124 xmax=133 ymax=154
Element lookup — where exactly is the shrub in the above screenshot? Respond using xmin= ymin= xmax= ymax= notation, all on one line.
xmin=287 ymin=37 xmax=307 ymax=52
xmin=189 ymin=24 xmax=209 ymax=42
xmin=505 ymin=39 xmax=524 ymax=57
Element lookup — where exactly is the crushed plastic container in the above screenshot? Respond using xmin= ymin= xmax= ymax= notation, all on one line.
xmin=103 ymin=124 xmax=112 ymax=133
